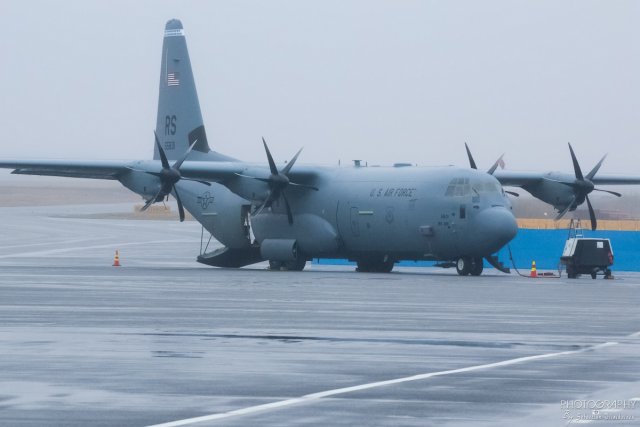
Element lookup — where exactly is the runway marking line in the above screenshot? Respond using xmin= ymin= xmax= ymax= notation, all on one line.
xmin=147 ymin=340 xmax=625 ymax=427
xmin=0 ymin=239 xmax=193 ymax=259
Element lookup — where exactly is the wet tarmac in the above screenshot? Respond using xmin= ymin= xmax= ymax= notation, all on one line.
xmin=1 ymin=204 xmax=639 ymax=426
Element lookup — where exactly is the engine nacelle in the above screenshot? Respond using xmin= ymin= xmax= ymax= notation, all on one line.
xmin=260 ymin=239 xmax=298 ymax=261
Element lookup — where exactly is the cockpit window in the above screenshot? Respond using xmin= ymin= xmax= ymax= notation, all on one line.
xmin=446 ymin=178 xmax=502 ymax=197
xmin=445 ymin=178 xmax=471 ymax=197
xmin=471 ymin=181 xmax=500 ymax=193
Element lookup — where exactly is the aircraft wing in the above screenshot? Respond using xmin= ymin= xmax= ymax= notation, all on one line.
xmin=178 ymin=162 xmax=321 ymax=184
xmin=493 ymin=170 xmax=640 ymax=187
xmin=0 ymin=158 xmax=319 ymax=183
xmin=176 ymin=161 xmax=254 ymax=182
xmin=0 ymin=159 xmax=134 ymax=180
xmin=590 ymin=175 xmax=640 ymax=185
xmin=492 ymin=170 xmax=545 ymax=187
xmin=0 ymin=158 xmax=254 ymax=181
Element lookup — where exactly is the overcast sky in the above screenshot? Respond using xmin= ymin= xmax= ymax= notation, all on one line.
xmin=1 ymin=1 xmax=638 ymax=174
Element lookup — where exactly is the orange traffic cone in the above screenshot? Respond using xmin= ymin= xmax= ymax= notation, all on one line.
xmin=530 ymin=260 xmax=537 ymax=278
xmin=112 ymin=250 xmax=121 ymax=267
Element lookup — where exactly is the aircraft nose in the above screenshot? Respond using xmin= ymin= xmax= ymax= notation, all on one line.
xmin=472 ymin=207 xmax=518 ymax=255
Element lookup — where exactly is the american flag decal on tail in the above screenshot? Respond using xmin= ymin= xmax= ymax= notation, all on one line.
xmin=167 ymin=72 xmax=180 ymax=86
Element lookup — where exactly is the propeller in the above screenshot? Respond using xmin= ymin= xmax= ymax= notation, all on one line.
xmin=464 ymin=143 xmax=518 ymax=196
xmin=239 ymin=137 xmax=318 ymax=225
xmin=464 ymin=143 xmax=478 ymax=170
xmin=465 ymin=143 xmax=507 ymax=175
xmin=554 ymin=143 xmax=621 ymax=230
xmin=141 ymin=131 xmax=211 ymax=222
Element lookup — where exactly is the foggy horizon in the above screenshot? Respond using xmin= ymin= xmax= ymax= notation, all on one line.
xmin=1 ymin=1 xmax=639 ymax=175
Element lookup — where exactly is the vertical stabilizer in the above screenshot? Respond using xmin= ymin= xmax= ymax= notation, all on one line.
xmin=155 ymin=19 xmax=210 ymax=160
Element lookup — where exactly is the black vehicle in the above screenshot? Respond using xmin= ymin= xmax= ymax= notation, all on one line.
xmin=561 ymin=238 xmax=614 ymax=279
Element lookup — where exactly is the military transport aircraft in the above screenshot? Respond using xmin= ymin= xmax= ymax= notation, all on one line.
xmin=0 ymin=20 xmax=637 ymax=275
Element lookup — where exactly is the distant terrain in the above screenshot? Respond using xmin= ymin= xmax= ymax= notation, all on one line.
xmin=1 ymin=172 xmax=639 ymax=221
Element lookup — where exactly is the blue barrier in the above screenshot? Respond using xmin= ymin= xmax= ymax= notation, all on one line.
xmin=313 ymin=229 xmax=640 ymax=272
xmin=497 ymin=228 xmax=640 ymax=272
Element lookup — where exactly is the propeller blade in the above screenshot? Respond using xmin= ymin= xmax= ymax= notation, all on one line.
xmin=281 ymin=148 xmax=303 ymax=175
xmin=567 ymin=143 xmax=584 ymax=181
xmin=586 ymin=154 xmax=607 ymax=181
xmin=253 ymin=203 xmax=265 ymax=216
xmin=141 ymin=189 xmax=163 ymax=212
xmin=141 ymin=197 xmax=155 ymax=212
xmin=173 ymin=186 xmax=185 ymax=222
xmin=487 ymin=154 xmax=505 ymax=175
xmin=585 ymin=195 xmax=597 ymax=230
xmin=173 ymin=139 xmax=198 ymax=170
xmin=253 ymin=200 xmax=269 ymax=216
xmin=289 ymin=181 xmax=319 ymax=191
xmin=262 ymin=137 xmax=279 ymax=175
xmin=464 ymin=143 xmax=477 ymax=170
xmin=505 ymin=190 xmax=520 ymax=197
xmin=593 ymin=188 xmax=622 ymax=197
xmin=554 ymin=196 xmax=576 ymax=221
xmin=154 ymin=131 xmax=170 ymax=170
xmin=282 ymin=193 xmax=293 ymax=225
xmin=253 ymin=191 xmax=276 ymax=216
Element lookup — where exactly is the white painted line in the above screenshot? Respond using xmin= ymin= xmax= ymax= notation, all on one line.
xmin=0 ymin=239 xmax=193 ymax=259
xmin=147 ymin=340 xmax=622 ymax=427
xmin=0 ymin=237 xmax=94 ymax=250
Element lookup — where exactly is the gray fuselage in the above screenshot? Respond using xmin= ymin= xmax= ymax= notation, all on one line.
xmin=141 ymin=164 xmax=518 ymax=264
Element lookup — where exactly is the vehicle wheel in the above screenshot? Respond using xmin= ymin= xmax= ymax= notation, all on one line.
xmin=470 ymin=257 xmax=484 ymax=276
xmin=283 ymin=257 xmax=306 ymax=271
xmin=566 ymin=265 xmax=577 ymax=279
xmin=356 ymin=258 xmax=394 ymax=273
xmin=268 ymin=260 xmax=283 ymax=271
xmin=590 ymin=271 xmax=597 ymax=279
xmin=456 ymin=257 xmax=470 ymax=276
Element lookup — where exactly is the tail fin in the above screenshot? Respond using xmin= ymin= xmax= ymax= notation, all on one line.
xmin=154 ymin=19 xmax=210 ymax=160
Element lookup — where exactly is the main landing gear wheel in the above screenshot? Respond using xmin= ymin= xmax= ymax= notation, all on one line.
xmin=455 ymin=257 xmax=470 ymax=276
xmin=283 ymin=258 xmax=306 ymax=271
xmin=456 ymin=257 xmax=484 ymax=276
xmin=356 ymin=257 xmax=395 ymax=273
xmin=269 ymin=258 xmax=307 ymax=271
xmin=470 ymin=257 xmax=484 ymax=276
xmin=268 ymin=260 xmax=283 ymax=271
